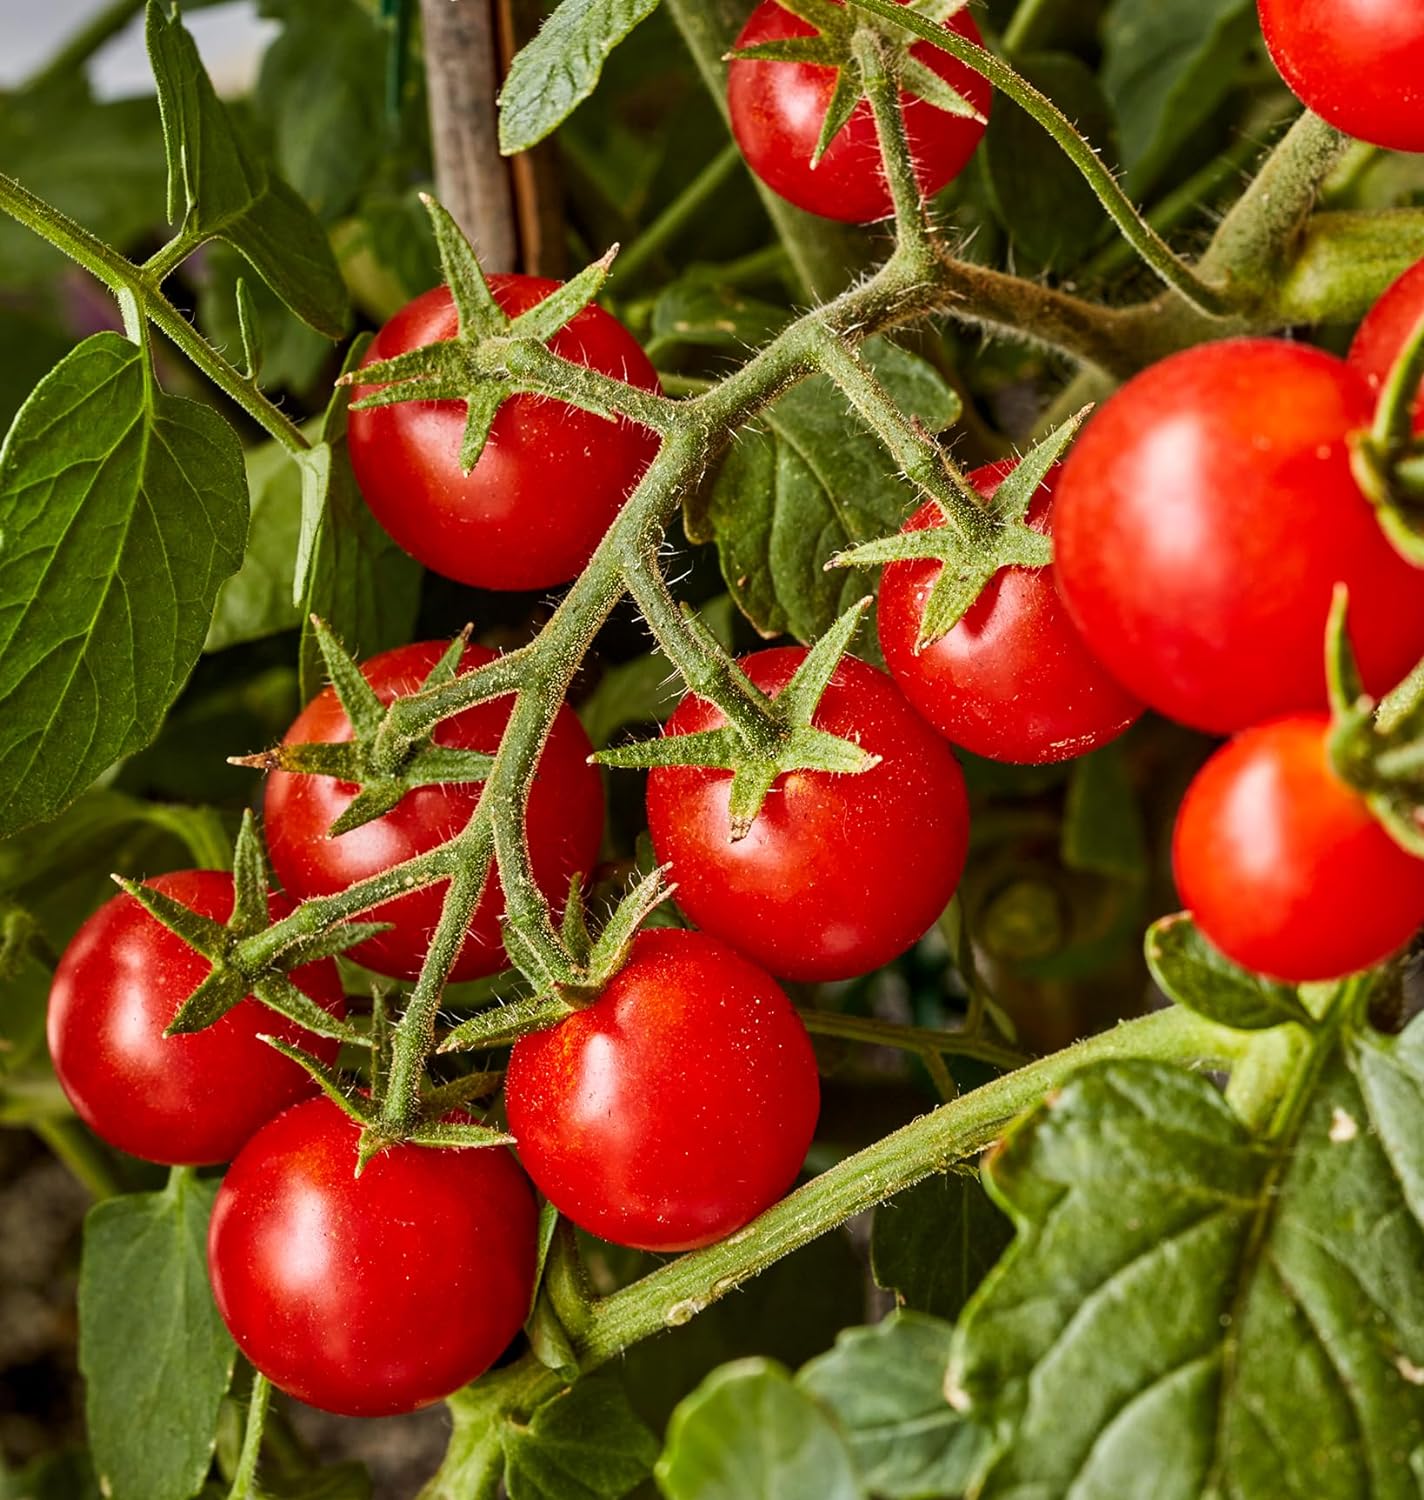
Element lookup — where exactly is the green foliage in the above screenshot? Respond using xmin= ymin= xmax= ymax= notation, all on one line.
xmin=78 ymin=1173 xmax=236 ymax=1500
xmin=0 ymin=334 xmax=247 ymax=837
xmin=504 ymin=1375 xmax=659 ymax=1499
xmin=1147 ymin=913 xmax=1313 ymax=1029
xmin=1061 ymin=742 xmax=1148 ymax=881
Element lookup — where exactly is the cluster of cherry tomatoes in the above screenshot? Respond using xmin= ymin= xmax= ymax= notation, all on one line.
xmin=43 ymin=0 xmax=1424 ymax=1425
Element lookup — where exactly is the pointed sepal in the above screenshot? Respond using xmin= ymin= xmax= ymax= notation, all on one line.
xmin=402 ymin=1119 xmax=517 ymax=1150
xmin=419 ymin=193 xmax=509 ymax=339
xmin=510 ymin=246 xmax=619 ymax=345
xmin=250 ymin=970 xmax=360 ymax=1044
xmin=164 ymin=967 xmax=251 ymax=1036
xmin=812 ymin=67 xmax=863 ymax=165
xmin=114 ymin=876 xmax=231 ymax=960
xmin=259 ymin=1034 xmax=372 ymax=1121
xmin=311 ymin=617 xmax=384 ymax=738
xmin=229 ymin=812 xmax=271 ymax=939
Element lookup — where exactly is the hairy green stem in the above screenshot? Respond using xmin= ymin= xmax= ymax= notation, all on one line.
xmin=798 ymin=1007 xmax=1027 ymax=1071
xmin=33 ymin=1117 xmax=124 ymax=1200
xmin=225 ymin=1374 xmax=270 ymax=1500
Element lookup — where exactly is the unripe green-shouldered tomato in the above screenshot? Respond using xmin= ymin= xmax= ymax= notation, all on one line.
xmin=1349 ymin=256 xmax=1424 ymax=434
xmin=348 ymin=278 xmax=661 ymax=591
xmin=264 ymin=641 xmax=604 ymax=982
xmin=877 ymin=459 xmax=1142 ymax=764
xmin=727 ymin=0 xmax=991 ymax=224
xmin=1054 ymin=339 xmax=1424 ymax=735
xmin=1173 ymin=714 xmax=1424 ymax=983
xmin=505 ymin=927 xmax=819 ymax=1252
xmin=646 ymin=649 xmax=969 ymax=982
xmin=47 ymin=870 xmax=346 ymax=1166
xmin=208 ymin=1095 xmax=537 ymax=1417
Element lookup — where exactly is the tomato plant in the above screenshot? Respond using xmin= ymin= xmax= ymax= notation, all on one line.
xmin=208 ymin=1095 xmax=538 ymax=1417
xmin=47 ymin=871 xmax=345 ymax=1167
xmin=505 ymin=928 xmax=819 ymax=1251
xmin=1349 ymin=255 xmax=1424 ymax=433
xmin=877 ymin=459 xmax=1142 ymax=764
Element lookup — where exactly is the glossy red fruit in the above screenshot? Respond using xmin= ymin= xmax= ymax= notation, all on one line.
xmin=47 ymin=871 xmax=346 ymax=1166
xmin=877 ymin=459 xmax=1142 ymax=764
xmin=727 ymin=0 xmax=991 ymax=224
xmin=645 ymin=649 xmax=969 ymax=982
xmin=505 ymin=928 xmax=819 ymax=1252
xmin=1258 ymin=0 xmax=1424 ymax=154
xmin=1054 ymin=339 xmax=1424 ymax=735
xmin=264 ymin=641 xmax=604 ymax=982
xmin=347 ymin=279 xmax=661 ymax=591
xmin=1349 ymin=257 xmax=1424 ymax=435
xmin=1173 ymin=715 xmax=1424 ymax=983
xmin=208 ymin=1096 xmax=537 ymax=1417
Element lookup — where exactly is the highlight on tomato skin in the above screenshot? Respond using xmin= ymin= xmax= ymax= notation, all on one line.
xmin=504 ymin=927 xmax=820 ymax=1254
xmin=45 ymin=870 xmax=347 ymax=1168
xmin=1172 ymin=714 xmax=1424 ymax=985
xmin=877 ymin=459 xmax=1143 ymax=766
xmin=207 ymin=1094 xmax=539 ymax=1420
xmin=726 ymin=0 xmax=991 ymax=224
xmin=263 ymin=639 xmax=605 ymax=983
xmin=347 ymin=277 xmax=662 ymax=592
xmin=645 ymin=648 xmax=970 ymax=983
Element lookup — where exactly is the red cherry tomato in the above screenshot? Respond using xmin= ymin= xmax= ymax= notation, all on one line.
xmin=727 ymin=0 xmax=991 ymax=224
xmin=505 ymin=928 xmax=819 ymax=1252
xmin=1349 ymin=256 xmax=1424 ymax=435
xmin=1173 ymin=714 xmax=1424 ymax=983
xmin=1054 ymin=339 xmax=1424 ymax=735
xmin=264 ymin=641 xmax=604 ymax=982
xmin=877 ymin=460 xmax=1142 ymax=764
xmin=347 ymin=279 xmax=661 ymax=591
xmin=208 ymin=1095 xmax=537 ymax=1417
xmin=1258 ymin=0 xmax=1424 ymax=154
xmin=47 ymin=871 xmax=346 ymax=1167
xmin=645 ymin=649 xmax=968 ymax=982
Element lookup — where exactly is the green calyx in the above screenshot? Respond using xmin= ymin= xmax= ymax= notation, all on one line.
xmin=1349 ymin=303 xmax=1424 ymax=564
xmin=594 ymin=598 xmax=881 ymax=840
xmin=729 ymin=0 xmax=984 ymax=169
xmin=828 ymin=409 xmax=1086 ymax=645
xmin=232 ymin=620 xmax=495 ymax=838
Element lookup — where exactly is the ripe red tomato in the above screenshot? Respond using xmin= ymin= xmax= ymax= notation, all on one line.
xmin=645 ymin=649 xmax=968 ymax=982
xmin=1349 ymin=257 xmax=1424 ymax=435
xmin=347 ymin=278 xmax=661 ymax=591
xmin=1053 ymin=339 xmax=1424 ymax=735
xmin=727 ymin=0 xmax=991 ymax=224
xmin=264 ymin=641 xmax=604 ymax=982
xmin=877 ymin=459 xmax=1142 ymax=764
xmin=1173 ymin=714 xmax=1424 ymax=983
xmin=504 ymin=928 xmax=818 ymax=1252
xmin=208 ymin=1095 xmax=537 ymax=1417
xmin=1258 ymin=0 xmax=1424 ymax=154
xmin=47 ymin=871 xmax=345 ymax=1167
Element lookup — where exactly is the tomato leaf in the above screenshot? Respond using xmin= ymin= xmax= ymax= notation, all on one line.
xmin=1061 ymin=742 xmax=1148 ymax=881
xmin=950 ymin=1027 xmax=1424 ymax=1497
xmin=656 ymin=1358 xmax=866 ymax=1500
xmin=146 ymin=0 xmax=349 ymax=338
xmin=1146 ymin=914 xmax=1312 ymax=1030
xmin=503 ymin=1374 xmax=658 ymax=1499
xmin=798 ymin=1312 xmax=990 ymax=1498
xmin=870 ymin=1170 xmax=1014 ymax=1322
xmin=0 ymin=333 xmax=247 ymax=837
xmin=498 ymin=0 xmax=665 ymax=154
xmin=78 ymin=1172 xmax=236 ymax=1500
xmin=686 ymin=338 xmax=960 ymax=644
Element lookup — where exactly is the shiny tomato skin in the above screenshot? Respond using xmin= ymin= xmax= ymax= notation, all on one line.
xmin=1054 ymin=339 xmax=1424 ymax=735
xmin=1348 ymin=257 xmax=1424 ymax=434
xmin=46 ymin=871 xmax=346 ymax=1167
xmin=347 ymin=279 xmax=661 ymax=591
xmin=1173 ymin=715 xmax=1424 ymax=983
xmin=504 ymin=928 xmax=819 ymax=1252
xmin=1259 ymin=0 xmax=1424 ymax=154
xmin=727 ymin=0 xmax=991 ymax=224
xmin=208 ymin=1095 xmax=537 ymax=1417
xmin=877 ymin=460 xmax=1142 ymax=764
xmin=645 ymin=648 xmax=969 ymax=982
xmin=264 ymin=641 xmax=604 ymax=982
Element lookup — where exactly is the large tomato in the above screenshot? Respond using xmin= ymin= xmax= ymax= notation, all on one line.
xmin=504 ymin=927 xmax=819 ymax=1252
xmin=208 ymin=1096 xmax=537 ymax=1417
xmin=645 ymin=648 xmax=969 ymax=982
xmin=1173 ymin=715 xmax=1424 ymax=983
xmin=264 ymin=641 xmax=604 ymax=981
xmin=1258 ymin=0 xmax=1424 ymax=154
xmin=1348 ymin=256 xmax=1424 ymax=434
xmin=727 ymin=0 xmax=991 ymax=223
xmin=1053 ymin=339 xmax=1424 ymax=735
xmin=347 ymin=278 xmax=661 ymax=591
xmin=47 ymin=870 xmax=346 ymax=1166
xmin=877 ymin=459 xmax=1142 ymax=763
